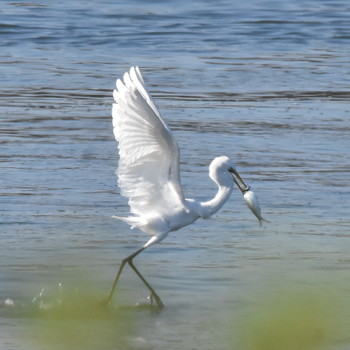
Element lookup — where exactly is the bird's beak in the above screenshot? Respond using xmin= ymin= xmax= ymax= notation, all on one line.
xmin=228 ymin=168 xmax=248 ymax=193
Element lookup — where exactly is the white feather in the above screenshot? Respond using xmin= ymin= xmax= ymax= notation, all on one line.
xmin=112 ymin=67 xmax=185 ymax=240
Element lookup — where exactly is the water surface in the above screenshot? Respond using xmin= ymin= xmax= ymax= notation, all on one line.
xmin=1 ymin=0 xmax=350 ymax=349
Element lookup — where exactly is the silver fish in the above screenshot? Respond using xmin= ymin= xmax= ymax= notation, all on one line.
xmin=242 ymin=186 xmax=269 ymax=227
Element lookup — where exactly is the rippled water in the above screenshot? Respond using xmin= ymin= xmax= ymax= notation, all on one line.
xmin=1 ymin=0 xmax=350 ymax=349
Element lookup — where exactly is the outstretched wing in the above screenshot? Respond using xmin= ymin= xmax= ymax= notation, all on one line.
xmin=112 ymin=67 xmax=185 ymax=220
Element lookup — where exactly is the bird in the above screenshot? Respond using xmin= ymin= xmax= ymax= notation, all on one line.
xmin=106 ymin=66 xmax=265 ymax=308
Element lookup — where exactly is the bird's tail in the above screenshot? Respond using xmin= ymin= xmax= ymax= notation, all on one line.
xmin=112 ymin=215 xmax=147 ymax=230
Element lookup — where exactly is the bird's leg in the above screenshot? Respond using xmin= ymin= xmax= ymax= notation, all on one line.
xmin=103 ymin=247 xmax=164 ymax=309
xmin=103 ymin=247 xmax=145 ymax=305
xmin=128 ymin=259 xmax=164 ymax=309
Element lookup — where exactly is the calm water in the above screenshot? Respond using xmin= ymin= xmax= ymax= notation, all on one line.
xmin=1 ymin=0 xmax=350 ymax=349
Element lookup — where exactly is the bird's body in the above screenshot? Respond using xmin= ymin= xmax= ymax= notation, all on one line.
xmin=106 ymin=66 xmax=266 ymax=308
xmin=112 ymin=67 xmax=243 ymax=249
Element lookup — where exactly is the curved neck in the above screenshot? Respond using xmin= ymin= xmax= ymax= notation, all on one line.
xmin=199 ymin=183 xmax=233 ymax=218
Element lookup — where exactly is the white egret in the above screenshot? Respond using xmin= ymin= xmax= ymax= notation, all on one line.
xmin=106 ymin=67 xmax=266 ymax=308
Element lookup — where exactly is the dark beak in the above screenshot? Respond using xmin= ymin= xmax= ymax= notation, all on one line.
xmin=228 ymin=167 xmax=248 ymax=193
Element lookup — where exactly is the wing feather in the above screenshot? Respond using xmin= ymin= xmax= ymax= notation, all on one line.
xmin=112 ymin=67 xmax=185 ymax=221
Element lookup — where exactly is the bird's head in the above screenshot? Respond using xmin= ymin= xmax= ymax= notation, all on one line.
xmin=209 ymin=156 xmax=248 ymax=191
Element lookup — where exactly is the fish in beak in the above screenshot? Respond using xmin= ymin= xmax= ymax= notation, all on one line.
xmin=242 ymin=186 xmax=270 ymax=227
xmin=228 ymin=168 xmax=269 ymax=227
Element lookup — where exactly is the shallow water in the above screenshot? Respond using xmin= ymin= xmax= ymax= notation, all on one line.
xmin=1 ymin=0 xmax=350 ymax=349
